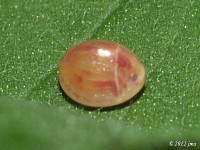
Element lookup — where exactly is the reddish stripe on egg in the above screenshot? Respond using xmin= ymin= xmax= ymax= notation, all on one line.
xmin=117 ymin=53 xmax=131 ymax=68
xmin=94 ymin=80 xmax=121 ymax=96
xmin=75 ymin=75 xmax=83 ymax=83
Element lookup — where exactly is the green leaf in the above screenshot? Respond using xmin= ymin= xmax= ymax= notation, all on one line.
xmin=0 ymin=0 xmax=199 ymax=149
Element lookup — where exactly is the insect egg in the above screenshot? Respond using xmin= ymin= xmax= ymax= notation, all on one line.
xmin=58 ymin=40 xmax=145 ymax=107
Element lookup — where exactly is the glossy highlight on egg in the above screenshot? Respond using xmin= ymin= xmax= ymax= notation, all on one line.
xmin=59 ymin=40 xmax=145 ymax=107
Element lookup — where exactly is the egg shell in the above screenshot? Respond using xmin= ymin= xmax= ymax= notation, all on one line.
xmin=59 ymin=40 xmax=145 ymax=107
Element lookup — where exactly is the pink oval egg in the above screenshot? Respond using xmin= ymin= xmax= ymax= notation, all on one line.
xmin=59 ymin=40 xmax=145 ymax=107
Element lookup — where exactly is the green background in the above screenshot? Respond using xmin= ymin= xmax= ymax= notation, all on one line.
xmin=0 ymin=0 xmax=199 ymax=150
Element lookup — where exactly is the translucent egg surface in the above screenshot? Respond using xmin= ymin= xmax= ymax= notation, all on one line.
xmin=59 ymin=40 xmax=145 ymax=107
